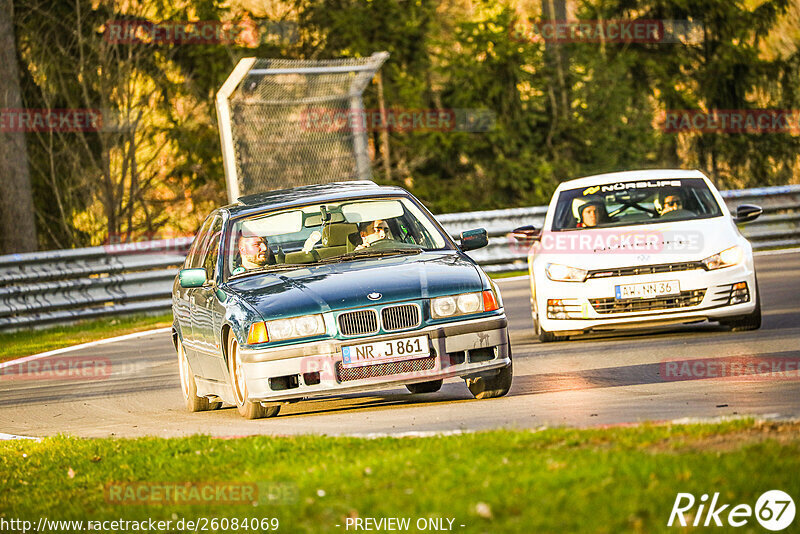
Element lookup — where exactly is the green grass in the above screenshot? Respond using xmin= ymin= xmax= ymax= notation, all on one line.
xmin=0 ymin=313 xmax=173 ymax=362
xmin=488 ymin=269 xmax=528 ymax=279
xmin=1 ymin=420 xmax=798 ymax=533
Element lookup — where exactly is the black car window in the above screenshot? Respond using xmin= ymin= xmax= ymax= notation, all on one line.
xmin=202 ymin=215 xmax=222 ymax=280
xmin=185 ymin=215 xmax=215 ymax=269
xmin=551 ymin=178 xmax=723 ymax=230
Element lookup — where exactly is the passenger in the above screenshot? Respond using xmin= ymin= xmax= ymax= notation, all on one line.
xmin=355 ymin=220 xmax=390 ymax=250
xmin=655 ymin=188 xmax=685 ymax=216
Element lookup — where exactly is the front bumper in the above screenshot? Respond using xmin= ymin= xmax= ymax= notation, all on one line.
xmin=536 ymin=262 xmax=757 ymax=334
xmin=238 ymin=315 xmax=510 ymax=403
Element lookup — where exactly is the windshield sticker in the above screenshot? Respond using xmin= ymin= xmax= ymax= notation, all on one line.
xmin=583 ymin=180 xmax=682 ymax=195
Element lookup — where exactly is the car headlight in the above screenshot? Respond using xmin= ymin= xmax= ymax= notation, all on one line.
xmin=702 ymin=246 xmax=743 ymax=270
xmin=248 ymin=314 xmax=326 ymax=344
xmin=431 ymin=290 xmax=499 ymax=319
xmin=545 ymin=263 xmax=588 ymax=282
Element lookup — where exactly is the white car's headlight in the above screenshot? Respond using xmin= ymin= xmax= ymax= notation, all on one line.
xmin=247 ymin=314 xmax=326 ymax=344
xmin=545 ymin=263 xmax=588 ymax=282
xmin=702 ymin=246 xmax=743 ymax=270
xmin=431 ymin=291 xmax=499 ymax=319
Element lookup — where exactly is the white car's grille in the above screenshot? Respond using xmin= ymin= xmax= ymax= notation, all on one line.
xmin=587 ymin=262 xmax=703 ymax=279
xmin=337 ymin=310 xmax=378 ymax=336
xmin=381 ymin=304 xmax=421 ymax=332
xmin=590 ymin=289 xmax=706 ymax=314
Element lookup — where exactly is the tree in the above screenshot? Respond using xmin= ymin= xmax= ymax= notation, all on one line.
xmin=0 ymin=0 xmax=37 ymax=253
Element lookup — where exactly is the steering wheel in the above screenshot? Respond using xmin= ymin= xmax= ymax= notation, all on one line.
xmin=609 ymin=201 xmax=658 ymax=218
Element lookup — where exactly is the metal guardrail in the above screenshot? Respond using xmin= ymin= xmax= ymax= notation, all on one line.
xmin=0 ymin=239 xmax=191 ymax=331
xmin=0 ymin=185 xmax=798 ymax=331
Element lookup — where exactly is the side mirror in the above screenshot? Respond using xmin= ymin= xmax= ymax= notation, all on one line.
xmin=179 ymin=268 xmax=207 ymax=288
xmin=733 ymin=204 xmax=762 ymax=224
xmin=511 ymin=225 xmax=541 ymax=242
xmin=460 ymin=228 xmax=489 ymax=251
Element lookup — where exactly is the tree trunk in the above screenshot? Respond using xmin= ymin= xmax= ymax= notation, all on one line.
xmin=0 ymin=0 xmax=37 ymax=253
xmin=541 ymin=0 xmax=570 ymax=121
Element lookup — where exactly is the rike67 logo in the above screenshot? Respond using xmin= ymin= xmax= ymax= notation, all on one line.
xmin=668 ymin=490 xmax=796 ymax=530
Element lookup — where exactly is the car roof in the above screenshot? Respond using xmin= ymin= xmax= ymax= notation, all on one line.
xmin=555 ymin=169 xmax=708 ymax=191
xmin=224 ymin=181 xmax=411 ymax=217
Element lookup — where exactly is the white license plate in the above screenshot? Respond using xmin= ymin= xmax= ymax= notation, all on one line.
xmin=341 ymin=335 xmax=429 ymax=368
xmin=615 ymin=280 xmax=680 ymax=300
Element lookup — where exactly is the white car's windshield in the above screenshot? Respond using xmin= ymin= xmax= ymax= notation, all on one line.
xmin=226 ymin=196 xmax=449 ymax=277
xmin=551 ymin=178 xmax=723 ymax=231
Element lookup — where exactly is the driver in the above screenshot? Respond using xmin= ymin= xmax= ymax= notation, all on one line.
xmin=233 ymin=235 xmax=275 ymax=274
xmin=355 ymin=219 xmax=390 ymax=250
xmin=655 ymin=188 xmax=685 ymax=216
xmin=577 ymin=200 xmax=609 ymax=228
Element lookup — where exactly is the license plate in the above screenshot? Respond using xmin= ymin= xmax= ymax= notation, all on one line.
xmin=341 ymin=335 xmax=429 ymax=368
xmin=615 ymin=280 xmax=680 ymax=300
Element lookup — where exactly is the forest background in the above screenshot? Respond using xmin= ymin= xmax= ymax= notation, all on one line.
xmin=1 ymin=0 xmax=798 ymax=252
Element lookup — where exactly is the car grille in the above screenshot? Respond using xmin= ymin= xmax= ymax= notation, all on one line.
xmin=590 ymin=289 xmax=706 ymax=314
xmin=586 ymin=262 xmax=704 ymax=279
xmin=336 ymin=355 xmax=437 ymax=382
xmin=381 ymin=304 xmax=421 ymax=332
xmin=337 ymin=310 xmax=378 ymax=336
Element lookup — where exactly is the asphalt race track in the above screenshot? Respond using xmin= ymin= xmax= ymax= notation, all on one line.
xmin=2 ymin=250 xmax=799 ymax=439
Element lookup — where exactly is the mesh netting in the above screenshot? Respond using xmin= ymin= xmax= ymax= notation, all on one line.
xmin=226 ymin=53 xmax=388 ymax=197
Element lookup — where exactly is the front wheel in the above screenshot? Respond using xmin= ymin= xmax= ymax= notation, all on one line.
xmin=227 ymin=336 xmax=280 ymax=420
xmin=466 ymin=336 xmax=513 ymax=399
xmin=721 ymin=277 xmax=762 ymax=332
xmin=177 ymin=339 xmax=214 ymax=412
xmin=533 ymin=299 xmax=568 ymax=343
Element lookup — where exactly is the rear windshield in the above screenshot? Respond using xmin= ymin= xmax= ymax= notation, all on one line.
xmin=551 ymin=178 xmax=723 ymax=231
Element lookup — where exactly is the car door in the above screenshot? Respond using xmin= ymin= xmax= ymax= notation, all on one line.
xmin=190 ymin=213 xmax=228 ymax=381
xmin=177 ymin=215 xmax=214 ymax=371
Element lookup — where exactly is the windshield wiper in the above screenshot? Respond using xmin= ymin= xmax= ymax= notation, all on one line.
xmin=229 ymin=263 xmax=303 ymax=279
xmin=316 ymin=248 xmax=423 ymax=263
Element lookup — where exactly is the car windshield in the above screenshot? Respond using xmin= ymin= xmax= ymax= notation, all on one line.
xmin=225 ymin=196 xmax=449 ymax=278
xmin=551 ymin=178 xmax=723 ymax=231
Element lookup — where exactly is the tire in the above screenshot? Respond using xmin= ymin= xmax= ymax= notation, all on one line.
xmin=532 ymin=299 xmax=568 ymax=343
xmin=177 ymin=339 xmax=214 ymax=412
xmin=227 ymin=336 xmax=280 ymax=420
xmin=721 ymin=277 xmax=762 ymax=332
xmin=406 ymin=380 xmax=443 ymax=394
xmin=465 ymin=336 xmax=513 ymax=400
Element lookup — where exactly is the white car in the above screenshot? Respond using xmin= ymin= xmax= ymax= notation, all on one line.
xmin=513 ymin=169 xmax=763 ymax=342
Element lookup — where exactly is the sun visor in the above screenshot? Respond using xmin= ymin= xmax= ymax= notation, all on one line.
xmin=241 ymin=211 xmax=303 ymax=237
xmin=342 ymin=200 xmax=404 ymax=223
